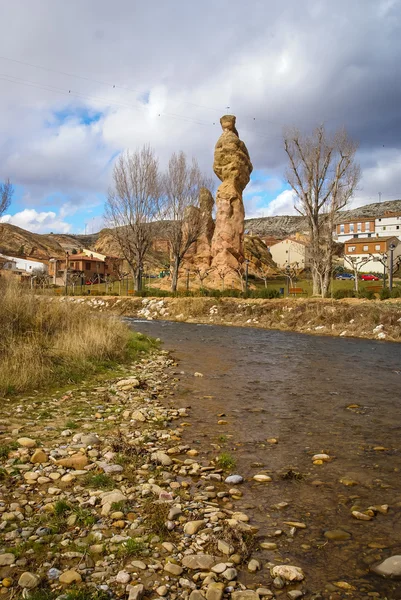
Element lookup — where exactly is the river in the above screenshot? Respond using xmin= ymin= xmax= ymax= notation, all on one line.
xmin=128 ymin=319 xmax=401 ymax=598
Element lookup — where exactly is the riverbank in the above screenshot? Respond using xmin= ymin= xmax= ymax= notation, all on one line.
xmin=66 ymin=296 xmax=401 ymax=342
xmin=0 ymin=347 xmax=306 ymax=600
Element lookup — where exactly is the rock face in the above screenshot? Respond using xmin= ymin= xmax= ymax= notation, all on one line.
xmin=197 ymin=187 xmax=215 ymax=267
xmin=211 ymin=115 xmax=253 ymax=271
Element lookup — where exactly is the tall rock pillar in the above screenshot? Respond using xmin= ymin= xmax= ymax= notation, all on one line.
xmin=211 ymin=115 xmax=253 ymax=270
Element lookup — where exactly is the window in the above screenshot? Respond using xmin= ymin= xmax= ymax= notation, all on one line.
xmin=375 ymin=245 xmax=381 ymax=251
xmin=365 ymin=222 xmax=370 ymax=232
xmin=367 ymin=233 xmax=371 ymax=238
xmin=340 ymin=224 xmax=344 ymax=233
xmin=357 ymin=223 xmax=362 ymax=232
xmin=383 ymin=226 xmax=386 ymax=231
xmin=397 ymin=226 xmax=400 ymax=230
xmin=363 ymin=245 xmax=369 ymax=251
xmin=348 ymin=246 xmax=356 ymax=252
xmin=85 ymin=262 xmax=91 ymax=270
xmin=350 ymin=224 xmax=354 ymax=232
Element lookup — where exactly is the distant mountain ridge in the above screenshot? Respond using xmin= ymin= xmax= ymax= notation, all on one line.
xmin=1 ymin=199 xmax=400 ymax=259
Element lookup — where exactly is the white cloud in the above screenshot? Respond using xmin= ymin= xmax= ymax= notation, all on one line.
xmin=264 ymin=190 xmax=298 ymax=216
xmin=1 ymin=209 xmax=71 ymax=233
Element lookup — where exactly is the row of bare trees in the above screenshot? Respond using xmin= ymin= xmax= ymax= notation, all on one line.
xmin=105 ymin=147 xmax=212 ymax=292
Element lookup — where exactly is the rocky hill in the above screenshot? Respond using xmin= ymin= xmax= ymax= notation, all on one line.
xmin=245 ymin=199 xmax=401 ymax=238
xmin=0 ymin=223 xmax=99 ymax=258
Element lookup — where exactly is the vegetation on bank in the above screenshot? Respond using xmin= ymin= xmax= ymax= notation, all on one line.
xmin=0 ymin=280 xmax=157 ymax=396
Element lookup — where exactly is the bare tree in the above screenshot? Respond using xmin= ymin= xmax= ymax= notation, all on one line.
xmin=160 ymin=152 xmax=212 ymax=292
xmin=343 ymin=256 xmax=371 ymax=293
xmin=105 ymin=147 xmax=161 ymax=292
xmin=193 ymin=266 xmax=213 ymax=290
xmin=0 ymin=179 xmax=13 ymax=220
xmin=284 ymin=125 xmax=360 ymax=297
xmin=216 ymin=266 xmax=230 ymax=291
xmin=256 ymin=263 xmax=271 ymax=288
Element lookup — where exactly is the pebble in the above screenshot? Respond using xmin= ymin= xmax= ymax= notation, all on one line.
xmin=0 ymin=553 xmax=15 ymax=566
xmin=164 ymin=562 xmax=183 ymax=576
xmin=184 ymin=520 xmax=205 ymax=535
xmin=371 ymin=555 xmax=401 ymax=577
xmin=253 ymin=474 xmax=272 ymax=482
xmin=59 ymin=569 xmax=82 ymax=584
xmin=116 ymin=570 xmax=131 ymax=584
xmin=224 ymin=475 xmax=243 ymax=484
xmin=17 ymin=437 xmax=36 ymax=448
xmin=18 ymin=572 xmax=40 ymax=589
xmin=271 ymin=565 xmax=305 ymax=581
xmin=352 ymin=510 xmax=373 ymax=521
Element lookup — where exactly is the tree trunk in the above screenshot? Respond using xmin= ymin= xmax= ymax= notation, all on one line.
xmin=171 ymin=256 xmax=180 ymax=292
xmin=311 ymin=266 xmax=321 ymax=296
xmin=321 ymin=269 xmax=331 ymax=298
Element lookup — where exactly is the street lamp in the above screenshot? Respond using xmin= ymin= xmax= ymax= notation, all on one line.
xmin=389 ymin=243 xmax=396 ymax=291
xmin=186 ymin=268 xmax=190 ymax=292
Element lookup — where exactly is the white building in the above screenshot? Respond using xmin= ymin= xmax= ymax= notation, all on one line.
xmin=0 ymin=254 xmax=46 ymax=273
xmin=269 ymin=237 xmax=311 ymax=269
xmin=375 ymin=213 xmax=401 ymax=239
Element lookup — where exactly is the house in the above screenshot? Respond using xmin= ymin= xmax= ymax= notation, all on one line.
xmin=0 ymin=253 xmax=46 ymax=273
xmin=269 ymin=237 xmax=311 ymax=269
xmin=335 ymin=217 xmax=376 ymax=243
xmin=343 ymin=236 xmax=401 ymax=273
xmin=375 ymin=212 xmax=401 ymax=239
xmin=48 ymin=252 xmax=122 ymax=285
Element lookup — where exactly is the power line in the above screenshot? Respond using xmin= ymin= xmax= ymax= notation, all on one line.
xmin=0 ymin=54 xmax=279 ymax=132
xmin=0 ymin=71 xmax=282 ymax=143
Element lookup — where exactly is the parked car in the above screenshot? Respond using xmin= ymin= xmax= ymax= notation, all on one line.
xmin=335 ymin=273 xmax=355 ymax=280
xmin=360 ymin=274 xmax=380 ymax=281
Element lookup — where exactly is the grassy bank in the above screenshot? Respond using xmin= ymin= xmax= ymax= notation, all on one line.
xmin=0 ymin=281 xmax=157 ymax=396
xmin=65 ymin=295 xmax=401 ymax=342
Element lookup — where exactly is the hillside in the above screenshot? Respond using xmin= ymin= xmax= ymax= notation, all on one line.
xmin=0 ymin=223 xmax=99 ymax=258
xmin=1 ymin=199 xmax=401 ymax=260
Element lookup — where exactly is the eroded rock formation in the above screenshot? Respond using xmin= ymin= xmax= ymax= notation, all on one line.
xmin=182 ymin=187 xmax=215 ymax=269
xmin=211 ymin=115 xmax=253 ymax=270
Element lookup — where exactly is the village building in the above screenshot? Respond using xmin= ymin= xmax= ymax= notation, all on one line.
xmin=335 ymin=217 xmax=376 ymax=243
xmin=269 ymin=237 xmax=311 ymax=269
xmin=375 ymin=212 xmax=401 ymax=239
xmin=343 ymin=236 xmax=401 ymax=273
xmin=48 ymin=252 xmax=122 ymax=285
xmin=0 ymin=253 xmax=47 ymax=276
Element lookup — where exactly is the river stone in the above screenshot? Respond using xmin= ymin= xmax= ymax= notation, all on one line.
xmin=101 ymin=490 xmax=126 ymax=505
xmin=206 ymin=582 xmax=224 ymax=600
xmin=271 ymin=565 xmax=305 ymax=581
xmin=17 ymin=437 xmax=36 ymax=448
xmin=164 ymin=562 xmax=183 ymax=576
xmin=116 ymin=378 xmax=140 ymax=390
xmin=30 ymin=449 xmax=48 ymax=463
xmin=0 ymin=553 xmax=15 ymax=566
xmin=211 ymin=563 xmax=227 ymax=574
xmin=128 ymin=583 xmax=145 ymax=600
xmin=184 ymin=520 xmax=205 ymax=535
xmin=79 ymin=433 xmax=101 ymax=446
xmin=260 ymin=542 xmax=277 ymax=550
xmin=151 ymin=451 xmax=172 ymax=466
xmin=55 ymin=453 xmax=88 ymax=469
xmin=218 ymin=540 xmax=233 ymax=555
xmin=288 ymin=592 xmax=303 ymax=600
xmin=222 ymin=567 xmax=237 ymax=580
xmin=372 ymin=555 xmax=401 ymax=578
xmin=253 ymin=474 xmax=272 ymax=482
xmin=324 ymin=529 xmax=351 ymax=541
xmin=231 ymin=592 xmax=260 ymax=600
xmin=189 ymin=592 xmax=206 ymax=600
xmin=225 ymin=475 xmax=243 ymax=484
xmin=59 ymin=569 xmax=82 ymax=584
xmin=182 ymin=554 xmax=216 ymax=570
xmin=18 ymin=572 xmax=40 ymax=589
xmin=116 ymin=570 xmax=131 ymax=583
xmin=248 ymin=558 xmax=261 ymax=572
xmin=132 ymin=410 xmax=146 ymax=422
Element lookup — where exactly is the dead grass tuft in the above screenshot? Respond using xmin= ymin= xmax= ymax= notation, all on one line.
xmin=0 ymin=280 xmax=147 ymax=395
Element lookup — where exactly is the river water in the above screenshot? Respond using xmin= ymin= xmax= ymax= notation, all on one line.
xmin=128 ymin=319 xmax=401 ymax=598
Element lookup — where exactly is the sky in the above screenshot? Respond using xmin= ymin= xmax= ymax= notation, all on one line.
xmin=0 ymin=0 xmax=401 ymax=234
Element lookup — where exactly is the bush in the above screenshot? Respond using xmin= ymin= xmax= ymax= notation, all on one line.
xmin=333 ymin=288 xmax=356 ymax=299
xmin=380 ymin=288 xmax=391 ymax=300
xmin=357 ymin=289 xmax=375 ymax=300
xmin=0 ymin=280 xmax=153 ymax=396
xmin=390 ymin=287 xmax=401 ymax=298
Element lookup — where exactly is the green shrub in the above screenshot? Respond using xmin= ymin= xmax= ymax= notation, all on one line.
xmin=380 ymin=288 xmax=391 ymax=300
xmin=333 ymin=288 xmax=356 ymax=299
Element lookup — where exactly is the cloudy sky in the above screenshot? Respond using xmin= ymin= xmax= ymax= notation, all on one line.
xmin=0 ymin=0 xmax=400 ymax=233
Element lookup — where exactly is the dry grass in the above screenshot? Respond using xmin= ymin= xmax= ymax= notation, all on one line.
xmin=0 ymin=280 xmax=151 ymax=396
